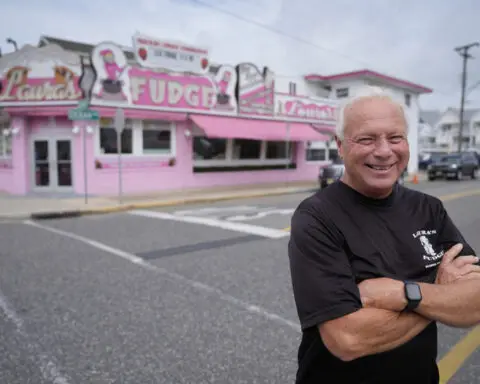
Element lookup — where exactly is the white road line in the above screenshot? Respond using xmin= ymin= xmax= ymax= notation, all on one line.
xmin=129 ymin=210 xmax=290 ymax=239
xmin=0 ymin=290 xmax=72 ymax=384
xmin=225 ymin=208 xmax=295 ymax=222
xmin=24 ymin=220 xmax=300 ymax=332
xmin=173 ymin=205 xmax=259 ymax=216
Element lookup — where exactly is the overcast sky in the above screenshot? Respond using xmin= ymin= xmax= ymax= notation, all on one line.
xmin=1 ymin=0 xmax=480 ymax=111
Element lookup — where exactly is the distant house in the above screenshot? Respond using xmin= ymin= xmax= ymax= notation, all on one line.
xmin=418 ymin=110 xmax=442 ymax=153
xmin=434 ymin=108 xmax=480 ymax=152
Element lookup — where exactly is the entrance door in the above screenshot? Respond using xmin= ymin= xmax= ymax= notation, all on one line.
xmin=33 ymin=138 xmax=73 ymax=191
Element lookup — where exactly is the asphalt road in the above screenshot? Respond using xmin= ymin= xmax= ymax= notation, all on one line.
xmin=0 ymin=179 xmax=479 ymax=384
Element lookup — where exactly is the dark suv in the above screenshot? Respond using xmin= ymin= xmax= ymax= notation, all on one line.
xmin=427 ymin=152 xmax=479 ymax=181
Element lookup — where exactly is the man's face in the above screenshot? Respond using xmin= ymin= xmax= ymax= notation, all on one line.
xmin=336 ymin=96 xmax=409 ymax=198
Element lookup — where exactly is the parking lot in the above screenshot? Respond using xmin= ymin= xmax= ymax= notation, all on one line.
xmin=0 ymin=179 xmax=479 ymax=383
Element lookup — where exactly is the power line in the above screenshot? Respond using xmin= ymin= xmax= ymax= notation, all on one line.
xmin=189 ymin=0 xmax=464 ymax=97
xmin=191 ymin=0 xmax=373 ymax=68
xmin=467 ymin=79 xmax=480 ymax=95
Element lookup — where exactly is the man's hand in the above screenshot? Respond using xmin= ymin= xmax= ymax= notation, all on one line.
xmin=358 ymin=278 xmax=406 ymax=312
xmin=435 ymin=243 xmax=480 ymax=284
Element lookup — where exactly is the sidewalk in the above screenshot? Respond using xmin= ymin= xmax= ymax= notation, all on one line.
xmin=0 ymin=181 xmax=319 ymax=220
xmin=0 ymin=174 xmax=427 ymax=221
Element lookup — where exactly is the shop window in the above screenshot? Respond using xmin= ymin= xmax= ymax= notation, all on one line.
xmin=99 ymin=118 xmax=133 ymax=155
xmin=232 ymin=139 xmax=262 ymax=159
xmin=306 ymin=149 xmax=326 ymax=161
xmin=336 ymin=88 xmax=349 ymax=98
xmin=193 ymin=137 xmax=227 ymax=160
xmin=289 ymin=82 xmax=297 ymax=96
xmin=405 ymin=93 xmax=411 ymax=107
xmin=266 ymin=141 xmax=290 ymax=159
xmin=329 ymin=149 xmax=339 ymax=161
xmin=0 ymin=122 xmax=12 ymax=157
xmin=142 ymin=121 xmax=172 ymax=155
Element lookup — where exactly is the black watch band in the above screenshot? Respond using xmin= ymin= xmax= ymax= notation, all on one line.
xmin=404 ymin=281 xmax=422 ymax=311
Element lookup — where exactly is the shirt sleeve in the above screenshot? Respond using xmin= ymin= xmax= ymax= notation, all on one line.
xmin=288 ymin=202 xmax=362 ymax=331
xmin=435 ymin=200 xmax=477 ymax=261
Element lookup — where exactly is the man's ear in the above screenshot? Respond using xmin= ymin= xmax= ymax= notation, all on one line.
xmin=334 ymin=135 xmax=344 ymax=159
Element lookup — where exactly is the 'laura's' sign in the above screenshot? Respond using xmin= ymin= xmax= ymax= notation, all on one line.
xmin=0 ymin=66 xmax=82 ymax=102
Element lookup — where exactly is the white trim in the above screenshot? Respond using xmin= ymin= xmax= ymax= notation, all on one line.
xmin=87 ymin=101 xmax=336 ymax=126
xmin=0 ymin=101 xmax=81 ymax=107
xmin=194 ymin=159 xmax=291 ymax=167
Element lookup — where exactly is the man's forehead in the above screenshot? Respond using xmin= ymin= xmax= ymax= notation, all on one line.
xmin=344 ymin=97 xmax=406 ymax=132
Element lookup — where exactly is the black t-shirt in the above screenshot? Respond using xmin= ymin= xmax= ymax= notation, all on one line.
xmin=288 ymin=180 xmax=476 ymax=384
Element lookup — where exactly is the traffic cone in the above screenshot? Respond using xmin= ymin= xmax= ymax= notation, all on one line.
xmin=412 ymin=174 xmax=419 ymax=184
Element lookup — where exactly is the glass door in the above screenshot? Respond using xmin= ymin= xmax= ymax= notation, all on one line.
xmin=34 ymin=140 xmax=50 ymax=188
xmin=56 ymin=140 xmax=72 ymax=187
xmin=33 ymin=138 xmax=73 ymax=191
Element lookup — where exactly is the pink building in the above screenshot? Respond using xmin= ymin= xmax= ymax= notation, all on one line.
xmin=0 ymin=39 xmax=337 ymax=196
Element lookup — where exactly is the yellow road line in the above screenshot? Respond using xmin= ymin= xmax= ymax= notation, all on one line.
xmin=283 ymin=226 xmax=290 ymax=231
xmin=439 ymin=189 xmax=480 ymax=202
xmin=438 ymin=326 xmax=480 ymax=383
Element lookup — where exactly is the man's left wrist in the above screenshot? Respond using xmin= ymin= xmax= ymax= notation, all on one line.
xmin=395 ymin=280 xmax=408 ymax=311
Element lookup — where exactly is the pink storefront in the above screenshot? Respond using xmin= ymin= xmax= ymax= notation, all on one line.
xmin=0 ymin=39 xmax=336 ymax=196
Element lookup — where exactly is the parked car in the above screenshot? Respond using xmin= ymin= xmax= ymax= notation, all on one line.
xmin=427 ymin=152 xmax=479 ymax=181
xmin=418 ymin=152 xmax=446 ymax=170
xmin=318 ymin=158 xmax=345 ymax=188
xmin=318 ymin=159 xmax=406 ymax=188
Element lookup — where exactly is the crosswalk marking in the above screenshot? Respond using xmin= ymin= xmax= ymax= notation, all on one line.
xmin=129 ymin=210 xmax=290 ymax=239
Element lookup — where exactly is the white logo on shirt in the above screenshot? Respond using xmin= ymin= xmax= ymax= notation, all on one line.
xmin=412 ymin=229 xmax=444 ymax=269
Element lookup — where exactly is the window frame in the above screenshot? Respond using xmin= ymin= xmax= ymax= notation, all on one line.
xmin=193 ymin=138 xmax=294 ymax=168
xmin=95 ymin=119 xmax=176 ymax=158
xmin=0 ymin=122 xmax=12 ymax=158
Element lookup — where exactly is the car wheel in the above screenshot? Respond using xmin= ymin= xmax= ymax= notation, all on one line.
xmin=472 ymin=169 xmax=477 ymax=179
xmin=428 ymin=175 xmax=436 ymax=181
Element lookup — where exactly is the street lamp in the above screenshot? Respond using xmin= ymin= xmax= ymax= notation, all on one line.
xmin=6 ymin=38 xmax=17 ymax=51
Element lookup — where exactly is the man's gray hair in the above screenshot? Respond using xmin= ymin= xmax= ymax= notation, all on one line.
xmin=334 ymin=85 xmax=410 ymax=141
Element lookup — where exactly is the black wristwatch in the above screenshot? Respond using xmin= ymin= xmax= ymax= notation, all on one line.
xmin=403 ymin=281 xmax=422 ymax=311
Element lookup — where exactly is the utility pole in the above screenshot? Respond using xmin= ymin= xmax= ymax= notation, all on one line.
xmin=455 ymin=42 xmax=479 ymax=152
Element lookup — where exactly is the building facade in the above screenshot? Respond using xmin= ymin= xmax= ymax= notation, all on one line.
xmin=0 ymin=35 xmax=431 ymax=196
xmin=432 ymin=108 xmax=480 ymax=152
xmin=299 ymin=70 xmax=432 ymax=175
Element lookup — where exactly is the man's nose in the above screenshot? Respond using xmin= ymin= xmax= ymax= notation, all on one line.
xmin=373 ymin=138 xmax=393 ymax=157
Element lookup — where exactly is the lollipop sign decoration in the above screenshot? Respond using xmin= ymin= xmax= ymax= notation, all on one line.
xmin=138 ymin=47 xmax=147 ymax=61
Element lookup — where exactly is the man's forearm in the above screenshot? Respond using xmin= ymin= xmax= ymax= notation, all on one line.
xmin=416 ymin=279 xmax=480 ymax=327
xmin=320 ymin=308 xmax=431 ymax=361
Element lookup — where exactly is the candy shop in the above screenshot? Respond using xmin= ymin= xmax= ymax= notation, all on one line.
xmin=0 ymin=34 xmax=336 ymax=196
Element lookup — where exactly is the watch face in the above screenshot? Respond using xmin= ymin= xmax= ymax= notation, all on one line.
xmin=406 ymin=283 xmax=422 ymax=300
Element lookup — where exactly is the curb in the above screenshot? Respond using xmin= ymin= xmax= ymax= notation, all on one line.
xmin=12 ymin=186 xmax=318 ymax=221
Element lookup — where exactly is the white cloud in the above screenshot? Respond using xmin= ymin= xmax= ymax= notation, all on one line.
xmin=1 ymin=0 xmax=480 ymax=111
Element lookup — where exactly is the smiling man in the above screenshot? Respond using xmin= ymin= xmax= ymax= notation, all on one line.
xmin=288 ymin=86 xmax=480 ymax=384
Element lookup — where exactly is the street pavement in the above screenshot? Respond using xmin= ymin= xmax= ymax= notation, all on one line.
xmin=0 ymin=179 xmax=479 ymax=383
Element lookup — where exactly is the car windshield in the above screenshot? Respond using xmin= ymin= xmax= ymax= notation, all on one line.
xmin=439 ymin=155 xmax=461 ymax=163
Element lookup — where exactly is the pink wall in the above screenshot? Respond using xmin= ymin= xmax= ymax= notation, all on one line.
xmin=2 ymin=115 xmax=327 ymax=196
xmin=88 ymin=121 xmax=325 ymax=195
xmin=0 ymin=117 xmax=28 ymax=194
xmin=0 ymin=163 xmax=14 ymax=194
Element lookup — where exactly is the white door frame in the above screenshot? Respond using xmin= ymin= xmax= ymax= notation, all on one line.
xmin=31 ymin=135 xmax=74 ymax=192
